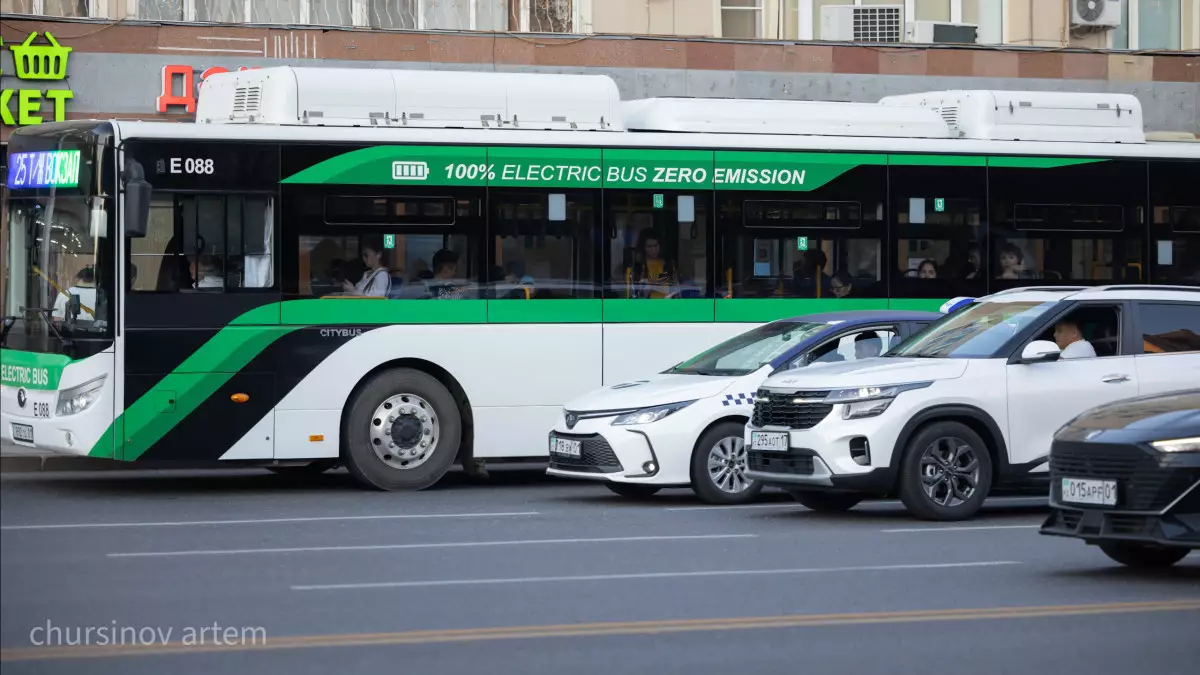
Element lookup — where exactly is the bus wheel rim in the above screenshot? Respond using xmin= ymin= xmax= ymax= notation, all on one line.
xmin=369 ymin=393 xmax=440 ymax=471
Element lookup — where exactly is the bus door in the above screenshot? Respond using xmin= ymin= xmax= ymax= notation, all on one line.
xmin=118 ymin=140 xmax=282 ymax=463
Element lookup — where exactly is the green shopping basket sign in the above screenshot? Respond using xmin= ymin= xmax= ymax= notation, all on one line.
xmin=10 ymin=32 xmax=72 ymax=81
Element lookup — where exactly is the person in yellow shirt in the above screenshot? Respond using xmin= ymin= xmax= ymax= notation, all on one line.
xmin=633 ymin=230 xmax=677 ymax=299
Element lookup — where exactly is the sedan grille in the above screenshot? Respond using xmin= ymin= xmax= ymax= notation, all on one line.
xmin=751 ymin=389 xmax=833 ymax=429
xmin=1050 ymin=441 xmax=1198 ymax=512
xmin=547 ymin=434 xmax=624 ymax=474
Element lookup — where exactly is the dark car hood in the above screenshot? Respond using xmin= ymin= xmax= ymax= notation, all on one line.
xmin=1057 ymin=389 xmax=1200 ymax=443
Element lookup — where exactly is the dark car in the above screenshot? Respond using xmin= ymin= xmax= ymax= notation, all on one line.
xmin=1040 ymin=389 xmax=1199 ymax=567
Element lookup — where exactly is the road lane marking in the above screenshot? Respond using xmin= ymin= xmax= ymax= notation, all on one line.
xmin=882 ymin=525 xmax=1041 ymax=533
xmin=3 ymin=599 xmax=1196 ymax=662
xmin=108 ymin=534 xmax=758 ymax=558
xmin=0 ymin=512 xmax=540 ymax=531
xmin=291 ymin=560 xmax=1021 ymax=591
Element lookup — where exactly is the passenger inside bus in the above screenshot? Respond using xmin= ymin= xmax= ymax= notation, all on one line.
xmin=342 ymin=238 xmax=391 ymax=297
xmin=193 ymin=256 xmax=225 ymax=289
xmin=918 ymin=260 xmax=938 ymax=279
xmin=630 ymin=229 xmax=677 ymax=298
xmin=426 ymin=249 xmax=467 ymax=299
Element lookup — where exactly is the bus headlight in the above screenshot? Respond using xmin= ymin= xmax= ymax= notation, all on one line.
xmin=56 ymin=376 xmax=106 ymax=417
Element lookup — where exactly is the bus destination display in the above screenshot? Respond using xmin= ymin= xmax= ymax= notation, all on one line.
xmin=6 ymin=149 xmax=81 ymax=189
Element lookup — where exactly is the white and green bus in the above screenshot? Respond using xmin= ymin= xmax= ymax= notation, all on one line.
xmin=2 ymin=67 xmax=1197 ymax=489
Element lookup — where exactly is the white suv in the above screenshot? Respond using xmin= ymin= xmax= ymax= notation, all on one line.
xmin=744 ymin=286 xmax=1200 ymax=521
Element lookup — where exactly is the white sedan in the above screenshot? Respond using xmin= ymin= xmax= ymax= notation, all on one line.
xmin=546 ymin=310 xmax=940 ymax=503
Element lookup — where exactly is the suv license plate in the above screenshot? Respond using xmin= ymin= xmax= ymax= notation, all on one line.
xmin=550 ymin=437 xmax=581 ymax=458
xmin=750 ymin=431 xmax=788 ymax=452
xmin=11 ymin=423 xmax=33 ymax=444
xmin=1061 ymin=477 xmax=1117 ymax=506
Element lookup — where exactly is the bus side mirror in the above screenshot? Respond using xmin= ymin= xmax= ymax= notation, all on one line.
xmin=124 ymin=178 xmax=152 ymax=238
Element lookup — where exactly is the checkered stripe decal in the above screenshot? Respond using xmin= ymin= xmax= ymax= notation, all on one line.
xmin=722 ymin=392 xmax=756 ymax=407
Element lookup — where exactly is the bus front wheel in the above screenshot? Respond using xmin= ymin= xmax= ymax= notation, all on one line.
xmin=343 ymin=368 xmax=462 ymax=491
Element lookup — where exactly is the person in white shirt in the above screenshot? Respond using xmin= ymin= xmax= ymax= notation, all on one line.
xmin=52 ymin=267 xmax=97 ymax=320
xmin=1054 ymin=319 xmax=1097 ymax=359
xmin=194 ymin=256 xmax=225 ymax=289
xmin=342 ymin=240 xmax=391 ymax=297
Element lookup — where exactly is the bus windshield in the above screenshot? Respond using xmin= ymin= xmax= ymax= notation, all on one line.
xmin=3 ymin=195 xmax=113 ymax=351
xmin=667 ymin=321 xmax=827 ymax=376
xmin=888 ymin=300 xmax=1055 ymax=359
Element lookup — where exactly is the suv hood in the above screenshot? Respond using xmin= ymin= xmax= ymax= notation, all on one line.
xmin=565 ymin=374 xmax=740 ymax=412
xmin=763 ymin=357 xmax=968 ymax=390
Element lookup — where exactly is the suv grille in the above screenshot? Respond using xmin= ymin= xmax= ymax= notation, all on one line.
xmin=1050 ymin=441 xmax=1198 ymax=512
xmin=751 ymin=389 xmax=833 ymax=429
xmin=747 ymin=450 xmax=815 ymax=476
xmin=547 ymin=434 xmax=624 ymax=474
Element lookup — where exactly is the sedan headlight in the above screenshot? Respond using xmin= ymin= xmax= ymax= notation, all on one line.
xmin=612 ymin=401 xmax=695 ymax=426
xmin=1150 ymin=437 xmax=1200 ymax=454
xmin=825 ymin=382 xmax=932 ymax=420
xmin=56 ymin=376 xmax=106 ymax=417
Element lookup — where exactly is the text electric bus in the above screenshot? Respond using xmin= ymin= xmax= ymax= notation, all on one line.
xmin=2 ymin=67 xmax=1196 ymax=490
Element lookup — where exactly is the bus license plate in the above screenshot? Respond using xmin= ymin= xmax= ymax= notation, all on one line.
xmin=550 ymin=437 xmax=581 ymax=458
xmin=751 ymin=431 xmax=788 ymax=452
xmin=11 ymin=423 xmax=34 ymax=444
xmin=1061 ymin=477 xmax=1117 ymax=506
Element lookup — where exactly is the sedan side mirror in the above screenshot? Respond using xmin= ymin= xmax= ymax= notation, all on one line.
xmin=1020 ymin=340 xmax=1061 ymax=363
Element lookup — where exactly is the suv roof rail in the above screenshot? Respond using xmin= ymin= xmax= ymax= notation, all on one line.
xmin=1093 ymin=285 xmax=1200 ymax=293
xmin=990 ymin=286 xmax=1089 ymax=295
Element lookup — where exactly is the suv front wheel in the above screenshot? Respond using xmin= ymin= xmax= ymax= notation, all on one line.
xmin=897 ymin=421 xmax=993 ymax=521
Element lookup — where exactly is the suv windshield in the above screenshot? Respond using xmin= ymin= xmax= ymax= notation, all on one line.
xmin=889 ymin=301 xmax=1054 ymax=359
xmin=667 ymin=321 xmax=827 ymax=376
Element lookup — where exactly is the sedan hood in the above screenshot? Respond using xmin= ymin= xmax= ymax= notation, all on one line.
xmin=565 ymin=374 xmax=740 ymax=412
xmin=763 ymin=357 xmax=968 ymax=390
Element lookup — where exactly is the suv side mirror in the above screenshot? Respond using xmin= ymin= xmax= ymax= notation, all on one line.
xmin=1020 ymin=340 xmax=1061 ymax=363
xmin=790 ymin=353 xmax=810 ymax=369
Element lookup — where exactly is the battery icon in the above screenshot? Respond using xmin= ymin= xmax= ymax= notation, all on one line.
xmin=392 ymin=161 xmax=429 ymax=180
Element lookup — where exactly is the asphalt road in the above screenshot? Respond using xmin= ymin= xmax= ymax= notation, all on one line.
xmin=1 ymin=467 xmax=1197 ymax=675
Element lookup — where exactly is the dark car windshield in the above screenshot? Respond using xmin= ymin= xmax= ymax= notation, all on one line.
xmin=667 ymin=321 xmax=828 ymax=376
xmin=888 ymin=300 xmax=1055 ymax=359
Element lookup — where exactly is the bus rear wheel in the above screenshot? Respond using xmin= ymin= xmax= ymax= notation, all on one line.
xmin=343 ymin=368 xmax=461 ymax=491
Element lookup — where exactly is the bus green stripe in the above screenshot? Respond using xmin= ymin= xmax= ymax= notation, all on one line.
xmin=280 ymin=299 xmax=488 ymax=325
xmin=96 ymin=325 xmax=300 ymax=460
xmin=987 ymin=157 xmax=1107 ymax=169
xmin=488 ymin=299 xmax=602 ymax=323
xmin=715 ymin=299 xmax=890 ymax=322
xmin=602 ymin=299 xmax=715 ymax=323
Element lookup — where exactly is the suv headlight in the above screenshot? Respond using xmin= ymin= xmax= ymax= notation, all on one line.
xmin=1150 ymin=437 xmax=1200 ymax=454
xmin=56 ymin=376 xmax=106 ymax=417
xmin=825 ymin=382 xmax=932 ymax=420
xmin=612 ymin=401 xmax=695 ymax=426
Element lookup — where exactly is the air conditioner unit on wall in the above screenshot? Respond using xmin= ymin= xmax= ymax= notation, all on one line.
xmin=906 ymin=21 xmax=978 ymax=44
xmin=821 ymin=5 xmax=904 ymax=43
xmin=1071 ymin=0 xmax=1123 ymax=28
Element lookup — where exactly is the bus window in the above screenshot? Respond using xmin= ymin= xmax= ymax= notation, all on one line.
xmin=989 ymin=160 xmax=1148 ymax=289
xmin=889 ymin=163 xmax=987 ymax=301
xmin=1150 ymin=160 xmax=1200 ymax=285
xmin=130 ymin=194 xmax=275 ymax=292
xmin=716 ymin=164 xmax=887 ymax=299
xmin=489 ymin=190 xmax=599 ymax=299
xmin=604 ymin=191 xmax=710 ymax=299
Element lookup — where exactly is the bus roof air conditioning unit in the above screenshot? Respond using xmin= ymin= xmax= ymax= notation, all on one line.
xmin=906 ymin=20 xmax=978 ymax=44
xmin=820 ymin=4 xmax=903 ymax=43
xmin=1071 ymin=0 xmax=1122 ymax=28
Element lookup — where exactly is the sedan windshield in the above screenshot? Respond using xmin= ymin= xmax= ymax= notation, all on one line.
xmin=889 ymin=301 xmax=1054 ymax=359
xmin=667 ymin=321 xmax=828 ymax=376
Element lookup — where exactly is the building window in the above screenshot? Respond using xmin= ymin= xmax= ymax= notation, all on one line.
xmin=1114 ymin=0 xmax=1186 ymax=50
xmin=310 ymin=0 xmax=353 ymax=25
xmin=138 ymin=0 xmax=185 ymax=20
xmin=722 ymin=0 xmax=764 ymax=39
xmin=194 ymin=0 xmax=245 ymax=22
xmin=38 ymin=0 xmax=87 ymax=16
xmin=528 ymin=0 xmax=574 ymax=32
xmin=368 ymin=0 xmax=507 ymax=30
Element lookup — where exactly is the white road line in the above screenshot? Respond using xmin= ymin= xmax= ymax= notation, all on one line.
xmin=882 ymin=525 xmax=1041 ymax=533
xmin=0 ymin=512 xmax=539 ymax=531
xmin=108 ymin=534 xmax=757 ymax=558
xmin=292 ymin=560 xmax=1021 ymax=591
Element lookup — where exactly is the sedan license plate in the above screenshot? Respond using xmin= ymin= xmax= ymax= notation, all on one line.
xmin=1061 ymin=477 xmax=1117 ymax=506
xmin=11 ymin=423 xmax=33 ymax=444
xmin=750 ymin=431 xmax=788 ymax=452
xmin=550 ymin=436 xmax=581 ymax=458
